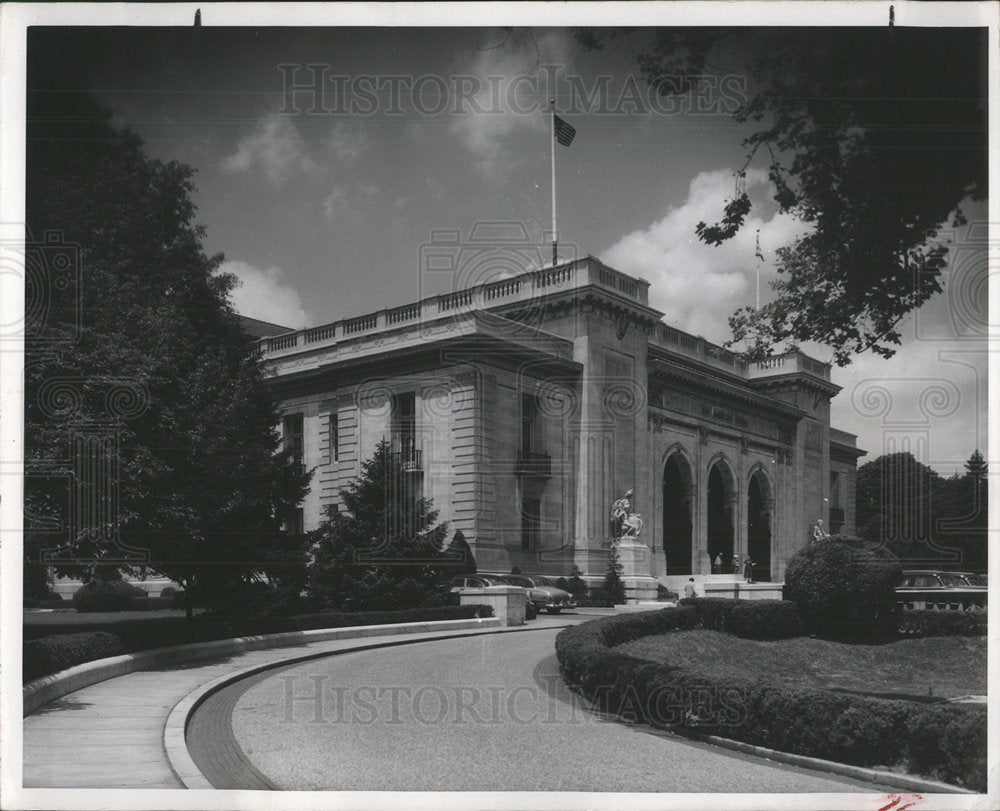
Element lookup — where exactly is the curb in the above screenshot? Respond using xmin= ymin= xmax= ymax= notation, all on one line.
xmin=23 ymin=617 xmax=500 ymax=716
xmin=655 ymin=725 xmax=978 ymax=795
xmin=164 ymin=624 xmax=550 ymax=788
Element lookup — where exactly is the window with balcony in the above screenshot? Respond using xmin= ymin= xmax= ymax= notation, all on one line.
xmin=392 ymin=392 xmax=420 ymax=471
xmin=517 ymin=393 xmax=550 ymax=477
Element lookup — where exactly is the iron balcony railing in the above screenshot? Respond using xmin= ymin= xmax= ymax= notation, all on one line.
xmin=516 ymin=451 xmax=551 ymax=477
xmin=393 ymin=448 xmax=423 ymax=472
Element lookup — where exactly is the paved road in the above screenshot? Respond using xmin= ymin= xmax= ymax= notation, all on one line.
xmin=225 ymin=625 xmax=892 ymax=793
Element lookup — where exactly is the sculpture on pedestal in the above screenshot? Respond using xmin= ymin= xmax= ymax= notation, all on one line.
xmin=611 ymin=488 xmax=643 ymax=542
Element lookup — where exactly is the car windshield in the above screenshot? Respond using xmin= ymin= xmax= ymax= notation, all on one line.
xmin=937 ymin=574 xmax=963 ymax=587
xmin=502 ymin=575 xmax=532 ymax=588
xmin=530 ymin=576 xmax=554 ymax=586
xmin=959 ymin=574 xmax=986 ymax=587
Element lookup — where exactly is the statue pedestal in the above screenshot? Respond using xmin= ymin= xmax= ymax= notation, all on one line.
xmin=615 ymin=540 xmax=659 ymax=603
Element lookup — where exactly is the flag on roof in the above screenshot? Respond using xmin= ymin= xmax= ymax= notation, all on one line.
xmin=554 ymin=114 xmax=576 ymax=147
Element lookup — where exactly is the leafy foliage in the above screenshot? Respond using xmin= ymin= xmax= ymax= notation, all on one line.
xmin=306 ymin=440 xmax=466 ymax=611
xmin=783 ymin=536 xmax=902 ymax=640
xmin=856 ymin=451 xmax=988 ymax=573
xmin=24 ymin=89 xmax=312 ymax=611
xmin=578 ymin=27 xmax=987 ymax=365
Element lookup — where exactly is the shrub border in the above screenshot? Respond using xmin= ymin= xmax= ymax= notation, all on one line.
xmin=555 ymin=606 xmax=985 ymax=792
xmin=24 ymin=613 xmax=500 ymax=716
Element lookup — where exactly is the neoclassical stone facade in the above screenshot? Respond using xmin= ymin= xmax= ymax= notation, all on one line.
xmin=256 ymin=256 xmax=864 ymax=589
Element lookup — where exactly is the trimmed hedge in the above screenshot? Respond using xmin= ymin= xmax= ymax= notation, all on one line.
xmin=784 ymin=538 xmax=902 ymax=640
xmin=72 ymin=580 xmax=148 ymax=613
xmin=24 ymin=632 xmax=127 ymax=682
xmin=24 ymin=604 xmax=494 ymax=683
xmin=555 ymin=609 xmax=986 ymax=790
xmin=678 ymin=598 xmax=802 ymax=640
xmin=899 ymin=610 xmax=987 ymax=638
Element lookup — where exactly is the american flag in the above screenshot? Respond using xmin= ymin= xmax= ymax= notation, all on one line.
xmin=554 ymin=114 xmax=576 ymax=147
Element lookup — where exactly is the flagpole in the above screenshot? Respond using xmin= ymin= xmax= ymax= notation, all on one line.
xmin=550 ymin=99 xmax=557 ymax=267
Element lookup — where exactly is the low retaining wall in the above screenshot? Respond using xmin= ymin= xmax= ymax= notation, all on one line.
xmin=23 ymin=617 xmax=500 ymax=716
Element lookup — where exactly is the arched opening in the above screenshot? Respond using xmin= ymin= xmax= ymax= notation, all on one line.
xmin=707 ymin=462 xmax=734 ymax=571
xmin=662 ymin=454 xmax=693 ymax=575
xmin=747 ymin=471 xmax=773 ymax=581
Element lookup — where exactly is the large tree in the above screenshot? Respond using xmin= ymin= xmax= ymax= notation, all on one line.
xmin=24 ymin=90 xmax=311 ymax=612
xmin=855 ymin=451 xmax=987 ymax=572
xmin=578 ymin=26 xmax=988 ymax=365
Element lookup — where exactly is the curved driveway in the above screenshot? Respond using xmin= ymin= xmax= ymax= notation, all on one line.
xmin=205 ymin=623 xmax=891 ymax=793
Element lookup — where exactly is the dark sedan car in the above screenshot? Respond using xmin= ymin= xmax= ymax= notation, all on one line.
xmin=495 ymin=574 xmax=576 ymax=614
xmin=896 ymin=570 xmax=987 ymax=611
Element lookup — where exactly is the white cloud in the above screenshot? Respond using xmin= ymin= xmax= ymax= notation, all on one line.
xmin=450 ymin=30 xmax=574 ymax=175
xmin=829 ymin=294 xmax=988 ymax=475
xmin=326 ymin=122 xmax=370 ymax=165
xmin=222 ymin=113 xmax=317 ymax=185
xmin=221 ymin=260 xmax=309 ymax=329
xmin=322 ymin=186 xmax=349 ymax=223
xmin=602 ymin=169 xmax=988 ymax=471
xmin=602 ymin=168 xmax=806 ymax=342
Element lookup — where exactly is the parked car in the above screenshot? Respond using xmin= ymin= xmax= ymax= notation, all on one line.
xmin=449 ymin=574 xmax=537 ymax=619
xmin=896 ymin=570 xmax=987 ymax=612
xmin=495 ymin=574 xmax=577 ymax=614
xmin=953 ymin=572 xmax=987 ymax=588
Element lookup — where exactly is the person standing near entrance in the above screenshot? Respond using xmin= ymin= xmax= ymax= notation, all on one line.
xmin=684 ymin=577 xmax=696 ymax=599
xmin=731 ymin=554 xmax=739 ymax=575
xmin=713 ymin=553 xmax=722 ymax=574
xmin=743 ymin=556 xmax=754 ymax=583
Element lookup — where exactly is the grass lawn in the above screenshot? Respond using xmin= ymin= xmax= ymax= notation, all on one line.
xmin=24 ymin=608 xmax=204 ymax=625
xmin=616 ymin=630 xmax=986 ymax=701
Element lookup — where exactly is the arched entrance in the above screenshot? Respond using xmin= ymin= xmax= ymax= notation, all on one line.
xmin=662 ymin=454 xmax=693 ymax=575
xmin=747 ymin=470 xmax=773 ymax=581
xmin=707 ymin=462 xmax=735 ymax=572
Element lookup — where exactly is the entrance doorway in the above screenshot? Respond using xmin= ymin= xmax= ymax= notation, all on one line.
xmin=707 ymin=463 xmax=734 ymax=572
xmin=747 ymin=471 xmax=772 ymax=581
xmin=662 ymin=454 xmax=693 ymax=575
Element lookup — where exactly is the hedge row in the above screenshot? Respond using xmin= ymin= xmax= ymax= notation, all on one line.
xmin=899 ymin=610 xmax=987 ymax=638
xmin=679 ymin=598 xmax=803 ymax=640
xmin=555 ymin=608 xmax=986 ymax=791
xmin=24 ymin=604 xmax=493 ymax=683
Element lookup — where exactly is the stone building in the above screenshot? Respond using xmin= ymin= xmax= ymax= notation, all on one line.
xmin=253 ymin=255 xmax=864 ymax=595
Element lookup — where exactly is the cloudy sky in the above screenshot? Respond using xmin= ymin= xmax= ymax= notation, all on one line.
xmin=28 ymin=19 xmax=989 ymax=475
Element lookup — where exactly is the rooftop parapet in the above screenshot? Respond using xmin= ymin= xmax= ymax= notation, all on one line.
xmin=258 ymin=256 xmax=651 ymax=360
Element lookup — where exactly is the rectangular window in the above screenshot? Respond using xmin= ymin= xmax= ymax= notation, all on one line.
xmin=392 ymin=392 xmax=416 ymax=452
xmin=830 ymin=470 xmax=841 ymax=507
xmin=283 ymin=413 xmax=304 ymax=468
xmin=329 ymin=412 xmax=339 ymax=463
xmin=521 ymin=394 xmax=536 ymax=457
xmin=522 ymin=498 xmax=540 ymax=551
xmin=285 ymin=507 xmax=304 ymax=535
